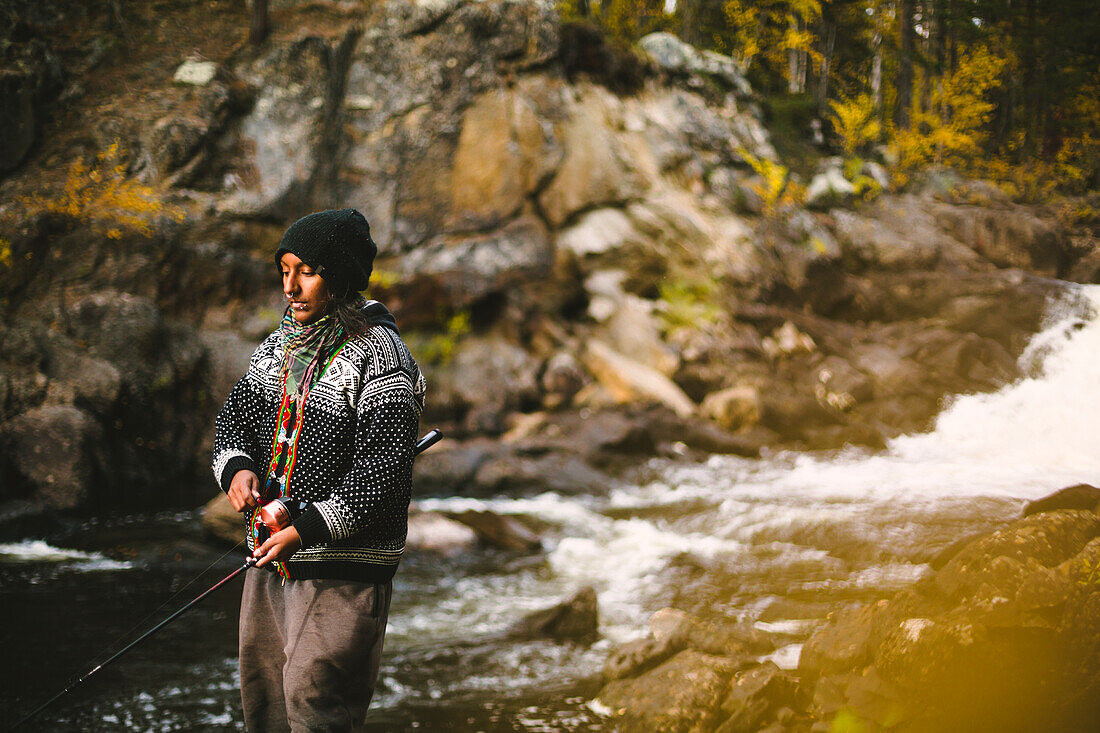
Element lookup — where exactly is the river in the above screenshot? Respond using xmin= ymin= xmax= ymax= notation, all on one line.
xmin=4 ymin=285 xmax=1099 ymax=731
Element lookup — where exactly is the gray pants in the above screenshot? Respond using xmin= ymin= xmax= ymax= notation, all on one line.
xmin=239 ymin=571 xmax=392 ymax=732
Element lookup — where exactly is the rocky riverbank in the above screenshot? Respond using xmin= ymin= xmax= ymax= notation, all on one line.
xmin=592 ymin=486 xmax=1100 ymax=733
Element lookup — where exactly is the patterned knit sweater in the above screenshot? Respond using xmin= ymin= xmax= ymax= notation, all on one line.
xmin=212 ymin=311 xmax=425 ymax=583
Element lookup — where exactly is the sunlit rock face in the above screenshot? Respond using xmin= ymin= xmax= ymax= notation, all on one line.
xmin=798 ymin=503 xmax=1100 ymax=733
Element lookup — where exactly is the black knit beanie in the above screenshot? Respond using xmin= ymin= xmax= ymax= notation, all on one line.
xmin=274 ymin=209 xmax=377 ymax=298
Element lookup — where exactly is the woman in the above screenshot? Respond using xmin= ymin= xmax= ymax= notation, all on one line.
xmin=212 ymin=208 xmax=425 ymax=731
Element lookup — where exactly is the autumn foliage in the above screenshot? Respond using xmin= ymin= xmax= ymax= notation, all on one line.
xmin=21 ymin=143 xmax=185 ymax=239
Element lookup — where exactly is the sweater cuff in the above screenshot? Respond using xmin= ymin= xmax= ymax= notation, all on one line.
xmin=293 ymin=505 xmax=332 ymax=549
xmin=220 ymin=456 xmax=258 ymax=494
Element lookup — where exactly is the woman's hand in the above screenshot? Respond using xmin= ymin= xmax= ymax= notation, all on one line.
xmin=253 ymin=526 xmax=302 ymax=568
xmin=228 ymin=470 xmax=261 ymax=512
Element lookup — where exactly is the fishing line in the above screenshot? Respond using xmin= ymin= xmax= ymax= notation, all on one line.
xmin=14 ymin=535 xmax=251 ymax=732
xmin=11 ymin=428 xmax=444 ymax=730
xmin=78 ymin=536 xmax=248 ymax=671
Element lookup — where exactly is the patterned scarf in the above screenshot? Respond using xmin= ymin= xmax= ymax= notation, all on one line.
xmin=253 ymin=308 xmax=351 ymax=577
xmin=278 ymin=308 xmax=348 ymax=400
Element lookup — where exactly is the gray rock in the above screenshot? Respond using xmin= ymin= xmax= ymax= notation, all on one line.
xmin=410 ymin=440 xmax=497 ymax=497
xmin=405 ymin=510 xmax=479 ymax=555
xmin=538 ymin=86 xmax=649 ymax=227
xmin=639 ymin=33 xmax=751 ymax=97
xmin=43 ymin=351 xmax=122 ymax=416
xmin=397 ymin=217 xmax=553 ymax=308
xmin=428 ymin=336 xmax=541 ymax=433
xmin=0 ymin=405 xmax=104 ymax=510
xmin=443 ymin=509 xmax=541 ymax=551
xmin=199 ymin=331 xmax=257 ymax=406
xmin=172 ymin=59 xmax=218 ymax=86
xmin=805 ymin=167 xmax=856 ymax=210
xmin=219 ymin=36 xmax=341 ymax=215
xmin=597 ymin=649 xmax=739 ymax=733
xmin=470 ymin=450 xmax=611 ymax=496
xmin=512 ymin=586 xmax=598 ymax=640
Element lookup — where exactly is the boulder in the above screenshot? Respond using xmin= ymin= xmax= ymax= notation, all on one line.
xmin=470 ymin=450 xmax=611 ymax=496
xmin=597 ymin=649 xmax=739 ymax=733
xmin=580 ymin=339 xmax=696 ymax=418
xmin=42 ymin=351 xmax=122 ymax=417
xmin=717 ymin=662 xmax=801 ymax=733
xmin=448 ymin=88 xmax=558 ymax=231
xmin=801 ymin=509 xmax=1100 ymax=732
xmin=805 ymin=168 xmax=856 ymax=210
xmin=201 ymin=492 xmax=242 ymax=545
xmin=199 ymin=330 xmax=257 ymax=406
xmin=538 ymin=86 xmax=648 ymax=227
xmin=798 ymin=603 xmax=879 ymax=679
xmin=598 ymin=295 xmax=680 ymax=377
xmin=0 ymin=405 xmax=104 ymax=510
xmin=638 ymin=32 xmax=752 ymax=97
xmin=172 ymin=59 xmax=218 ymax=86
xmin=539 ymin=351 xmax=589 ymax=407
xmin=701 ymin=385 xmax=762 ymax=432
xmin=444 ymin=509 xmax=541 ymax=551
xmin=557 ymin=207 xmax=641 ymax=259
xmin=219 ymin=35 xmax=341 ymax=216
xmin=641 ymin=408 xmax=765 ymax=457
xmin=410 ymin=439 xmax=497 ymax=497
xmin=397 ymin=217 xmax=553 ymax=309
xmin=934 ymin=510 xmax=1100 ymax=599
xmin=428 ymin=335 xmax=541 ymax=433
xmin=405 ymin=510 xmax=479 ymax=555
xmin=650 ymin=607 xmax=776 ymax=657
xmin=603 ymin=634 xmax=683 ymax=681
xmin=1023 ymin=484 xmax=1100 ymax=517
xmin=933 ymin=202 xmax=1071 ymax=277
xmin=511 ymin=586 xmax=599 ymax=640
xmin=831 ymin=195 xmax=982 ymax=270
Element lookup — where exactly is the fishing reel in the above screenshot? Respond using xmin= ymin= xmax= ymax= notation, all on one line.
xmin=258 ymin=498 xmax=310 ymax=533
xmin=256 ymin=429 xmax=444 ymax=535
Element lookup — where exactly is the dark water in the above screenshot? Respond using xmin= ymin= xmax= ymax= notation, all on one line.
xmin=0 ymin=511 xmax=605 ymax=732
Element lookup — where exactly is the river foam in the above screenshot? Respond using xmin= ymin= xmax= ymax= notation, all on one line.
xmin=0 ymin=540 xmax=132 ymax=571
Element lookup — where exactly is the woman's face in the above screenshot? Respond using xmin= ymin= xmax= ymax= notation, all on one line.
xmin=281 ymin=252 xmax=331 ymax=325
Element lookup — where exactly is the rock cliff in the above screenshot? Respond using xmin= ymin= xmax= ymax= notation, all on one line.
xmin=0 ymin=0 xmax=1091 ymax=518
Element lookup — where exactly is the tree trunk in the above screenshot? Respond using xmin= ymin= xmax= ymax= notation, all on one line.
xmin=249 ymin=0 xmax=269 ymax=46
xmin=871 ymin=29 xmax=883 ymax=111
xmin=895 ymin=0 xmax=915 ymax=129
xmin=817 ymin=21 xmax=836 ymax=113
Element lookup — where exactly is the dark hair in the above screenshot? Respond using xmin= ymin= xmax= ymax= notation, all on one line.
xmin=331 ymin=296 xmax=372 ymax=336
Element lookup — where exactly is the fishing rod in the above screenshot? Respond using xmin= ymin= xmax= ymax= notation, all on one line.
xmin=11 ymin=428 xmax=443 ymax=731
